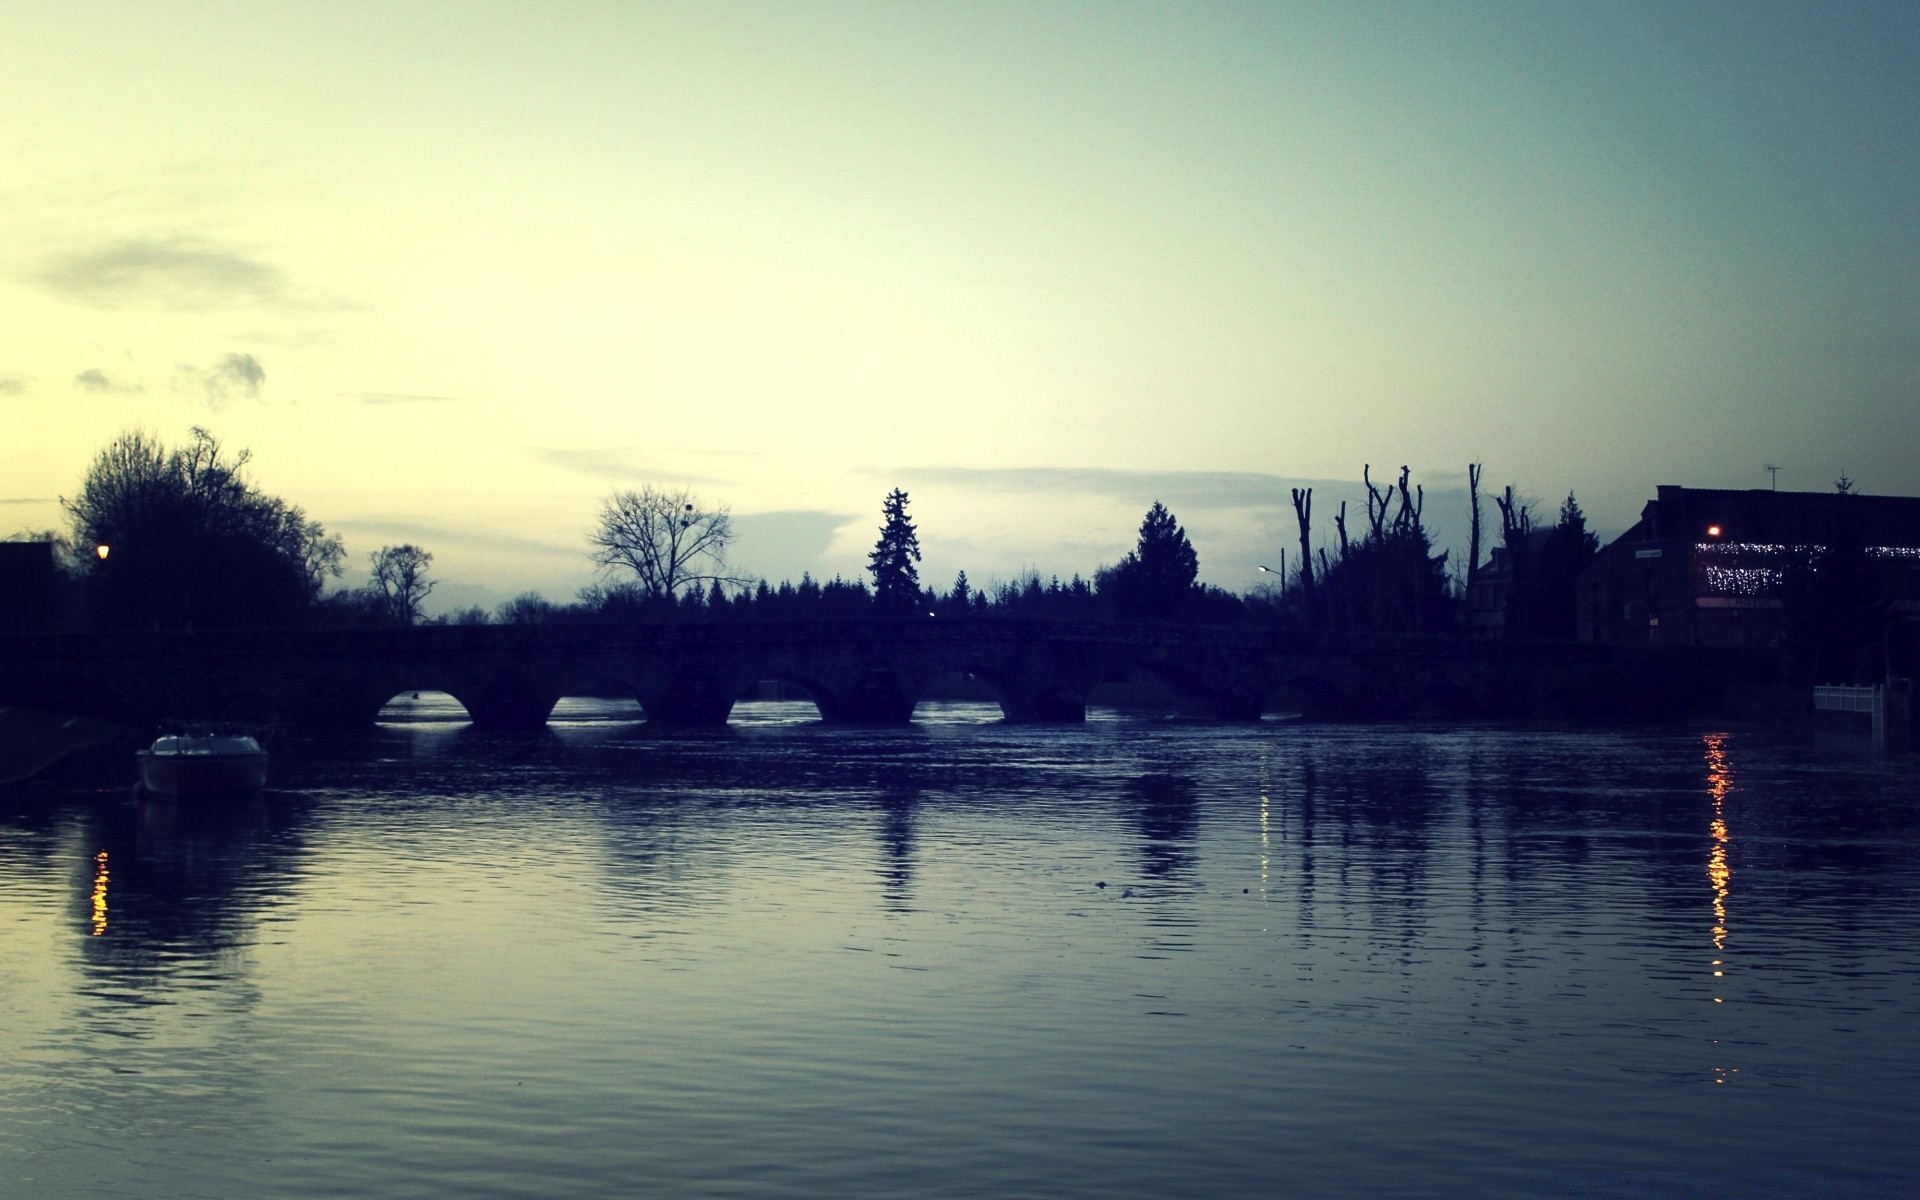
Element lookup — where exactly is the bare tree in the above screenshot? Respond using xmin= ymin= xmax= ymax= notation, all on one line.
xmin=590 ymin=485 xmax=741 ymax=600
xmin=1290 ymin=487 xmax=1315 ymax=597
xmin=370 ymin=544 xmax=435 ymax=625
xmin=1466 ymin=462 xmax=1484 ymax=594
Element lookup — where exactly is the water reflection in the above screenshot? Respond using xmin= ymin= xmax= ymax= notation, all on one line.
xmin=89 ymin=848 xmax=109 ymax=936
xmin=1703 ymin=732 xmax=1737 ymax=1087
xmin=74 ymin=792 xmax=313 ymax=1003
xmin=1705 ymin=733 xmax=1734 ymax=958
xmin=1126 ymin=773 xmax=1199 ymax=880
xmin=1257 ymin=748 xmax=1272 ymax=901
xmin=875 ymin=790 xmax=918 ymax=913
xmin=8 ymin=713 xmax=1920 ymax=1197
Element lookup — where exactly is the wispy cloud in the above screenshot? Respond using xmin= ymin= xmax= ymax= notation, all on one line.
xmin=74 ymin=368 xmax=142 ymax=394
xmin=886 ymin=465 xmax=1350 ymax=511
xmin=37 ymin=237 xmax=287 ymax=311
xmin=331 ymin=517 xmax=581 ymax=561
xmin=0 ymin=375 xmax=26 ymax=396
xmin=0 ymin=496 xmax=54 ymax=506
xmin=527 ymin=447 xmax=719 ymax=486
xmin=347 ymin=392 xmax=460 ymax=406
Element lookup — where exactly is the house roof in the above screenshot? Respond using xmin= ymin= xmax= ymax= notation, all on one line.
xmin=1625 ymin=485 xmax=1920 ymax=549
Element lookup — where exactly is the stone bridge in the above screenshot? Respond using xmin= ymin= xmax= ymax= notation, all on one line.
xmin=0 ymin=619 xmax=1761 ymax=729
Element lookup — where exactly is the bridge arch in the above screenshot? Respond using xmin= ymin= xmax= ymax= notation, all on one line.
xmin=955 ymin=663 xmax=1088 ymax=723
xmin=733 ymin=672 xmax=832 ymax=723
xmin=376 ymin=689 xmax=473 ymax=724
xmin=1132 ymin=660 xmax=1267 ymax=721
xmin=1264 ymin=674 xmax=1346 ymax=721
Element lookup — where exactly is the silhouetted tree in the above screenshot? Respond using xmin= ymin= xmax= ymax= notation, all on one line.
xmin=64 ymin=427 xmax=342 ymax=629
xmin=1099 ymin=501 xmax=1200 ymax=621
xmin=944 ymin=570 xmax=974 ymax=617
xmin=1290 ymin=487 xmax=1315 ymax=603
xmin=1494 ymin=485 xmax=1534 ymax=636
xmin=369 ymin=544 xmax=435 ymax=625
xmin=868 ymin=488 xmax=923 ymax=615
xmin=1524 ymin=493 xmax=1599 ymax=639
xmin=590 ymin=485 xmax=740 ymax=600
xmin=1312 ymin=466 xmax=1452 ymax=635
xmin=1465 ymin=463 xmax=1484 ymax=597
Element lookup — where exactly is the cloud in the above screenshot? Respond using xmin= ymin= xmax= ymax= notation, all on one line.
xmin=74 ymin=368 xmax=142 ymax=394
xmin=348 ymin=392 xmax=459 ymax=406
xmin=527 ymin=447 xmax=719 ymax=486
xmin=879 ymin=463 xmax=1484 ymax=586
xmin=887 ymin=465 xmax=1348 ymax=512
xmin=729 ymin=509 xmax=859 ymax=585
xmin=1 ymin=496 xmax=54 ymax=505
xmin=0 ymin=375 xmax=26 ymax=396
xmin=37 ymin=237 xmax=287 ymax=311
xmin=331 ymin=517 xmax=581 ymax=561
xmin=206 ymin=352 xmax=264 ymax=402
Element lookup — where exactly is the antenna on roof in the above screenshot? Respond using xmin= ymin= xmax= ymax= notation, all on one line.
xmin=1764 ymin=464 xmax=1780 ymax=491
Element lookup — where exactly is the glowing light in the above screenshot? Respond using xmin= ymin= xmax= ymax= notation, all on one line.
xmin=1704 ymin=734 xmax=1732 ymax=955
xmin=89 ymin=850 xmax=109 ymax=936
xmin=94 ymin=544 xmax=109 ymax=560
xmin=1702 ymin=731 xmax=1735 ymax=1075
xmin=1705 ymin=524 xmax=1723 ymax=538
xmin=1703 ymin=565 xmax=1781 ymax=596
xmin=1257 ymin=748 xmax=1271 ymax=901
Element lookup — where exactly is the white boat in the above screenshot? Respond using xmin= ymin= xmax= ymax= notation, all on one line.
xmin=136 ymin=735 xmax=269 ymax=798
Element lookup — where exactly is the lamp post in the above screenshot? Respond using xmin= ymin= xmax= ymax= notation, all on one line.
xmin=1256 ymin=549 xmax=1287 ymax=585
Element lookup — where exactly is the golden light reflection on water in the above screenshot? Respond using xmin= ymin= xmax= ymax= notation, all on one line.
xmin=89 ymin=849 xmax=109 ymax=936
xmin=1704 ymin=733 xmax=1733 ymax=955
xmin=1259 ymin=760 xmax=1271 ymax=900
xmin=1703 ymin=733 xmax=1736 ymax=1084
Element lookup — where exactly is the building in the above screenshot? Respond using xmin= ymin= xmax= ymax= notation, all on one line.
xmin=1578 ymin=485 xmax=1920 ymax=648
xmin=1464 ymin=528 xmax=1553 ymax=638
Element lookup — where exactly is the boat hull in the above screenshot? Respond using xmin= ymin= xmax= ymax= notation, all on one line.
xmin=137 ymin=749 xmax=269 ymax=797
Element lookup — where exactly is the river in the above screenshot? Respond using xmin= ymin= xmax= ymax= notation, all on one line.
xmin=2 ymin=698 xmax=1916 ymax=1197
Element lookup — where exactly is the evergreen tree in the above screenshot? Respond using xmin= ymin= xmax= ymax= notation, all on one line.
xmin=1527 ymin=492 xmax=1601 ymax=639
xmin=868 ymin=488 xmax=923 ymax=614
xmin=947 ymin=570 xmax=972 ymax=616
xmin=1098 ymin=501 xmax=1200 ymax=620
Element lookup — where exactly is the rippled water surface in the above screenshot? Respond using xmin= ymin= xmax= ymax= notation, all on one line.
xmin=3 ymin=698 xmax=1918 ymax=1198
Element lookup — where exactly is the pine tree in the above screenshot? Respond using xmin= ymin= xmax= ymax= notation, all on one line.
xmin=1098 ymin=501 xmax=1200 ymax=620
xmin=948 ymin=570 xmax=972 ymax=616
xmin=868 ymin=488 xmax=923 ymax=614
xmin=1528 ymin=492 xmax=1601 ymax=639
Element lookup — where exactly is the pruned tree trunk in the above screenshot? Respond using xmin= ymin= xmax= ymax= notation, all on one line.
xmin=1494 ymin=485 xmax=1532 ymax=638
xmin=1291 ymin=487 xmax=1315 ymax=596
xmin=1466 ymin=463 xmax=1483 ymax=594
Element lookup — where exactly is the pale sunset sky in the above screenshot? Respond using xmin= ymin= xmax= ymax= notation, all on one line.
xmin=3 ymin=2 xmax=1916 ymax=611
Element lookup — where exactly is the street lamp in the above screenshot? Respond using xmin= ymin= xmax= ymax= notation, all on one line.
xmin=95 ymin=544 xmax=110 ymax=561
xmin=1256 ymin=549 xmax=1287 ymax=582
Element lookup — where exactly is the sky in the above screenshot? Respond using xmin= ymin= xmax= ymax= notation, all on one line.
xmin=4 ymin=1 xmax=1916 ymax=612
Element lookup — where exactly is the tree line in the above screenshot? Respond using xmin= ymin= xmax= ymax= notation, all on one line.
xmin=33 ymin=427 xmax=1613 ymax=637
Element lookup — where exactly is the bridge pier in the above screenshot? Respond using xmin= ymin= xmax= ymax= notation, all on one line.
xmin=813 ymin=666 xmax=920 ymax=725
xmin=991 ymin=686 xmax=1088 ymax=723
xmin=633 ymin=678 xmax=738 ymax=727
xmin=458 ymin=676 xmax=560 ymax=730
